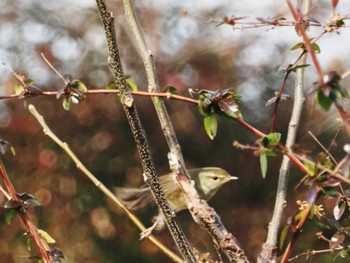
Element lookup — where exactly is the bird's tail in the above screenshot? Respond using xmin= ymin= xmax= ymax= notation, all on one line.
xmin=114 ymin=186 xmax=154 ymax=211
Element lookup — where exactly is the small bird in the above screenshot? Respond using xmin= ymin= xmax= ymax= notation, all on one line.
xmin=115 ymin=167 xmax=237 ymax=238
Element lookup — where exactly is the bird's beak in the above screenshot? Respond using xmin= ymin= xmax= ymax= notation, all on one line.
xmin=228 ymin=176 xmax=238 ymax=181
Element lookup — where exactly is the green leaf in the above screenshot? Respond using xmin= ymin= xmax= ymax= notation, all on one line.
xmin=304 ymin=160 xmax=315 ymax=176
xmin=334 ymin=200 xmax=346 ymax=220
xmin=290 ymin=64 xmax=310 ymax=72
xmin=164 ymin=86 xmax=177 ymax=94
xmin=321 ymin=187 xmax=338 ymax=197
xmin=336 ymin=19 xmax=345 ymax=27
xmin=15 ymin=84 xmax=25 ymax=95
xmin=204 ymin=115 xmax=218 ymax=140
xmin=266 ymin=132 xmax=281 ymax=146
xmin=261 ymin=133 xmax=281 ymax=148
xmin=105 ymin=81 xmax=117 ymax=90
xmin=38 ymin=229 xmax=56 ymax=244
xmin=260 ymin=154 xmax=268 ymax=179
xmin=10 ymin=146 xmax=16 ymax=156
xmin=72 ymin=80 xmax=88 ymax=92
xmin=4 ymin=209 xmax=17 ymax=224
xmin=218 ymin=98 xmax=242 ymax=119
xmin=294 ymin=210 xmax=304 ymax=222
xmin=290 ymin=42 xmax=304 ymax=51
xmin=62 ymin=97 xmax=71 ymax=111
xmin=126 ymin=78 xmax=138 ymax=91
xmin=312 ymin=43 xmax=321 ymax=53
xmin=265 ymin=150 xmax=277 ymax=157
xmin=334 ymin=86 xmax=349 ymax=99
xmin=24 ymin=79 xmax=34 ymax=85
xmin=198 ymin=99 xmax=211 ymax=117
xmin=26 ymin=235 xmax=32 ymax=251
xmin=279 ymin=225 xmax=290 ymax=250
xmin=317 ymin=90 xmax=333 ymax=111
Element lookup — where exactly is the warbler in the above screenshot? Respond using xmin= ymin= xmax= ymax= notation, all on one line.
xmin=115 ymin=167 xmax=237 ymax=238
xmin=115 ymin=167 xmax=237 ymax=213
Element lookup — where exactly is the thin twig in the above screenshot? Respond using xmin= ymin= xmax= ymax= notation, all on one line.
xmin=271 ymin=71 xmax=292 ymax=132
xmin=308 ymin=131 xmax=338 ymax=165
xmin=288 ymin=247 xmax=343 ymax=261
xmin=40 ymin=53 xmax=67 ymax=84
xmin=28 ymin=104 xmax=183 ymax=263
xmin=0 ymin=89 xmax=199 ymax=104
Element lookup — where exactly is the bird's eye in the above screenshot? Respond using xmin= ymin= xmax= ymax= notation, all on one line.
xmin=213 ymin=176 xmax=218 ymax=180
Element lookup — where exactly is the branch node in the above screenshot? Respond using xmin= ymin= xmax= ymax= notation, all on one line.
xmin=167 ymin=151 xmax=179 ymax=172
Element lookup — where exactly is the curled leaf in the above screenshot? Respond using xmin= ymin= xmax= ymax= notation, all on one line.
xmin=62 ymin=97 xmax=71 ymax=111
xmin=333 ymin=200 xmax=346 ymax=220
xmin=164 ymin=85 xmax=177 ymax=94
xmin=311 ymin=43 xmax=321 ymax=54
xmin=71 ymin=79 xmax=88 ymax=92
xmin=0 ymin=138 xmax=15 ymax=155
xmin=4 ymin=209 xmax=17 ymax=224
xmin=261 ymin=132 xmax=281 ymax=147
xmin=18 ymin=193 xmax=41 ymax=209
xmin=191 ymin=88 xmax=242 ymax=118
xmin=290 ymin=42 xmax=304 ymax=51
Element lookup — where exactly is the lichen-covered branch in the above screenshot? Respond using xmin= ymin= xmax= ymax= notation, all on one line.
xmin=95 ymin=0 xmax=196 ymax=261
xmin=123 ymin=0 xmax=248 ymax=262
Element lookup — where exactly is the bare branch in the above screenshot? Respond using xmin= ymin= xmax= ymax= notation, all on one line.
xmin=258 ymin=1 xmax=311 ymax=262
xmin=28 ymin=104 xmax=183 ymax=263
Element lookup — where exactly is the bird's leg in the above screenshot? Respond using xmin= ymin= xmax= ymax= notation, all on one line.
xmin=140 ymin=209 xmax=165 ymax=240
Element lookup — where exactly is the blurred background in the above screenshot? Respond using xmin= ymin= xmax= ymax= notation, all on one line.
xmin=1 ymin=0 xmax=350 ymax=262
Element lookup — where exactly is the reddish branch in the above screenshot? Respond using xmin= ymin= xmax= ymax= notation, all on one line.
xmin=0 ymin=89 xmax=199 ymax=104
xmin=286 ymin=0 xmax=324 ymax=83
xmin=0 ymin=160 xmax=52 ymax=263
xmin=286 ymin=0 xmax=350 ymax=134
xmin=0 ymin=87 xmax=315 ymax=175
